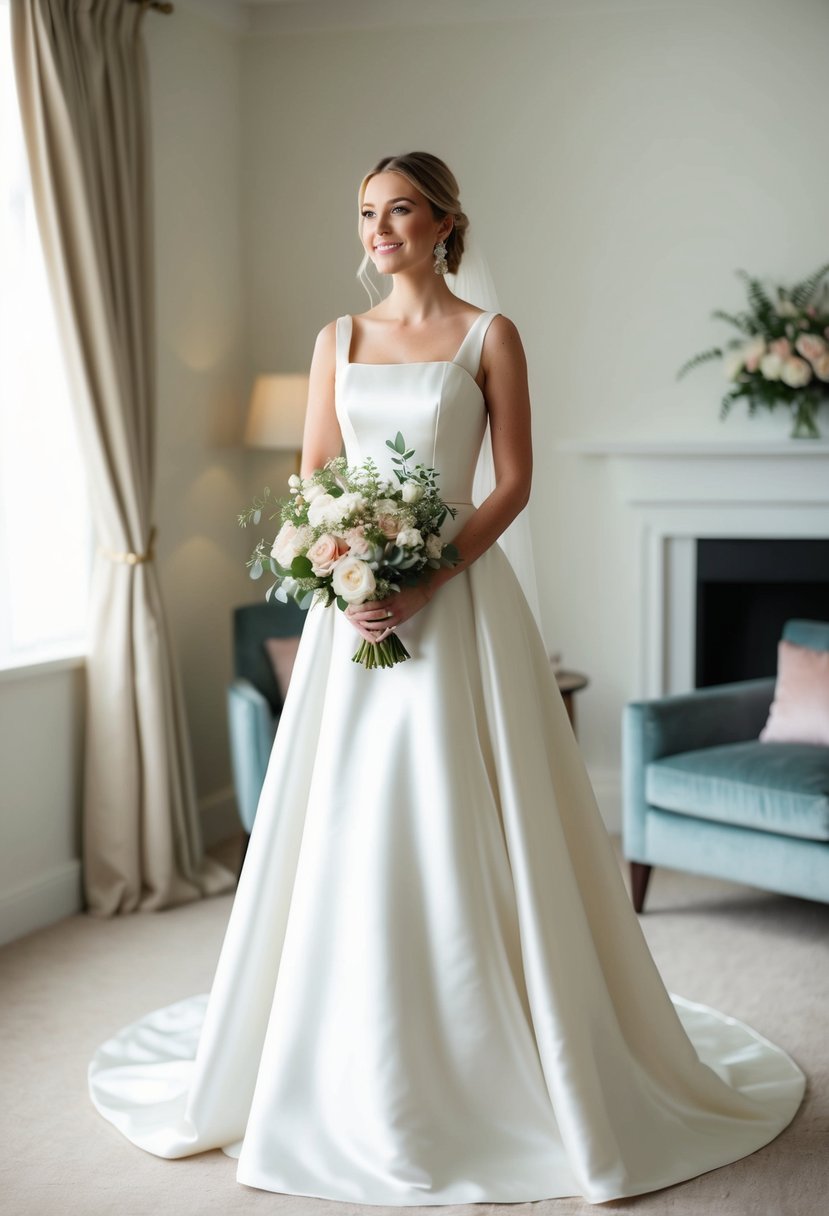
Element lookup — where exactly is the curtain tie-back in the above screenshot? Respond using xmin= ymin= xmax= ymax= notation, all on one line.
xmin=99 ymin=524 xmax=157 ymax=566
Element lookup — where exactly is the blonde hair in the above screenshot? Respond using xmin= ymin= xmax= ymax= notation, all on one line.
xmin=356 ymin=151 xmax=469 ymax=301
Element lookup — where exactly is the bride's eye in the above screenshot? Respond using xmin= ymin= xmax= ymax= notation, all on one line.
xmin=361 ymin=206 xmax=408 ymax=218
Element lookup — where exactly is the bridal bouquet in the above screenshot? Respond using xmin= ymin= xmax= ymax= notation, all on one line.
xmin=676 ymin=260 xmax=829 ymax=438
xmin=238 ymin=433 xmax=461 ymax=670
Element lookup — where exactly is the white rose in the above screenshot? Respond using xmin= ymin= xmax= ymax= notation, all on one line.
xmin=271 ymin=520 xmax=312 ymax=569
xmin=723 ymin=351 xmax=744 ymax=381
xmin=302 ymin=482 xmax=327 ymax=503
xmin=425 ymin=532 xmax=443 ymax=560
xmin=759 ymin=352 xmax=784 ymax=381
xmin=329 ymin=491 xmax=367 ymax=523
xmin=288 ymin=473 xmax=301 ymax=491
xmin=401 ymin=480 xmax=425 ymax=504
xmin=780 ymin=356 xmax=813 ymax=388
xmin=775 ymin=297 xmax=799 ymax=318
xmin=331 ymin=554 xmax=376 ymax=603
xmin=740 ymin=337 xmax=766 ymax=370
xmin=396 ymin=527 xmax=424 ymax=549
xmin=308 ymin=493 xmax=338 ymax=527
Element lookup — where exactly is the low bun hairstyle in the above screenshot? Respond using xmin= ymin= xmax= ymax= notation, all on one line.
xmin=357 ymin=151 xmax=469 ymax=282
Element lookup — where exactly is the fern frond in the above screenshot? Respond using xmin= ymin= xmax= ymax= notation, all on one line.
xmin=719 ymin=392 xmax=736 ymax=420
xmin=735 ymin=269 xmax=775 ymax=326
xmin=676 ymin=347 xmax=723 ymax=380
xmin=789 ymin=261 xmax=829 ymax=309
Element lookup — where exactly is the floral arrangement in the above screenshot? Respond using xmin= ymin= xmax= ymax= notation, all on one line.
xmin=238 ymin=433 xmax=460 ymax=670
xmin=676 ymin=261 xmax=829 ymax=438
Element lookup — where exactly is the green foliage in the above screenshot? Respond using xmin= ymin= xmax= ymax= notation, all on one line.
xmin=677 ymin=260 xmax=829 ymax=435
xmin=237 ymin=433 xmax=463 ymax=660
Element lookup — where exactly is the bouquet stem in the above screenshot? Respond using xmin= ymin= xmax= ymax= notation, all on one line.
xmin=352 ymin=633 xmax=411 ymax=669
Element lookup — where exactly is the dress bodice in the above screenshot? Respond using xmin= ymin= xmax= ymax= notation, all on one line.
xmin=334 ymin=311 xmax=498 ymax=508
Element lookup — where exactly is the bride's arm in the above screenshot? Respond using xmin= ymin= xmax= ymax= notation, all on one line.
xmin=421 ymin=314 xmax=532 ymax=598
xmin=299 ymin=321 xmax=343 ymax=479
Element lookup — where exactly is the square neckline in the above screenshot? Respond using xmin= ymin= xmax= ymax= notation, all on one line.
xmin=341 ymin=311 xmax=491 ymax=396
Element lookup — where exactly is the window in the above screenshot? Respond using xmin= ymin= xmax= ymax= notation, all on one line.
xmin=0 ymin=0 xmax=93 ymax=670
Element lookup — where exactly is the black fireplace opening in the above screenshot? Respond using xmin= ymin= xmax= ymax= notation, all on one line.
xmin=695 ymin=538 xmax=829 ymax=687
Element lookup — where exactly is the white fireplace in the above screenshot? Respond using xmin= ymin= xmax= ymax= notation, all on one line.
xmin=558 ymin=439 xmax=829 ymax=699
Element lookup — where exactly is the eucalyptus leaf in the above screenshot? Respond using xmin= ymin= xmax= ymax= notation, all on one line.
xmin=291 ymin=555 xmax=314 ymax=578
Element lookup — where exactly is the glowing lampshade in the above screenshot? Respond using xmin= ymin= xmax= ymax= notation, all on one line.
xmin=243 ymin=373 xmax=308 ymax=450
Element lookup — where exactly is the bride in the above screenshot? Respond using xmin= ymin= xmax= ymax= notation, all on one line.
xmin=88 ymin=150 xmax=805 ymax=1206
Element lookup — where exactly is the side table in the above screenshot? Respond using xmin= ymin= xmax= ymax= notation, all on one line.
xmin=553 ymin=667 xmax=589 ymax=735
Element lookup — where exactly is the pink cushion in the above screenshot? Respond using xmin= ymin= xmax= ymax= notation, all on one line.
xmin=759 ymin=639 xmax=829 ymax=746
xmin=263 ymin=635 xmax=301 ymax=700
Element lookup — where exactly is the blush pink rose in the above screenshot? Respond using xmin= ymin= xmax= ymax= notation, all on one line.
xmin=306 ymin=532 xmax=349 ymax=576
xmin=374 ymin=499 xmax=403 ymax=540
xmin=795 ymin=333 xmax=827 ymax=363
xmin=769 ymin=337 xmax=792 ymax=359
xmin=344 ymin=525 xmax=373 ymax=559
xmin=812 ymin=352 xmax=829 ymax=382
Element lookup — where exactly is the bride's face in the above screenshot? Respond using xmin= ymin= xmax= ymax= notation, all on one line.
xmin=360 ymin=171 xmax=451 ymax=276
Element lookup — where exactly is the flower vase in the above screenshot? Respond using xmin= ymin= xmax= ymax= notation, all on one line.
xmin=789 ymin=398 xmax=821 ymax=439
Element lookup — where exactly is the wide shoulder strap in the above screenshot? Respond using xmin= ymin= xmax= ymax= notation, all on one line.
xmin=335 ymin=314 xmax=353 ymax=372
xmin=453 ymin=311 xmax=499 ymax=378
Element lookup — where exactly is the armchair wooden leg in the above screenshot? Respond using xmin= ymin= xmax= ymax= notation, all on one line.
xmin=630 ymin=862 xmax=653 ymax=913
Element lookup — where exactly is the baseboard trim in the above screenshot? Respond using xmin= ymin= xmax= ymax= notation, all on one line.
xmin=0 ymin=775 xmax=613 ymax=947
xmin=0 ymin=859 xmax=83 ymax=949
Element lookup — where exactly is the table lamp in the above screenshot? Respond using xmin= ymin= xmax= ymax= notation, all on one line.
xmin=243 ymin=373 xmax=309 ymax=475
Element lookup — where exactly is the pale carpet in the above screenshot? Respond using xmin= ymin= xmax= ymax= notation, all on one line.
xmin=1 ymin=834 xmax=826 ymax=1216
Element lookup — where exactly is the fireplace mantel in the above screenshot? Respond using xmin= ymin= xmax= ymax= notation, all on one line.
xmin=558 ymin=437 xmax=829 ymax=698
xmin=557 ymin=438 xmax=829 ymax=458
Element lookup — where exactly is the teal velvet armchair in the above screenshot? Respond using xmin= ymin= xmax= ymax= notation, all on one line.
xmin=622 ymin=618 xmax=829 ymax=912
xmin=227 ymin=600 xmax=307 ymax=872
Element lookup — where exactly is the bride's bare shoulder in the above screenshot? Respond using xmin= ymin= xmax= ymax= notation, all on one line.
xmin=482 ymin=312 xmax=526 ymax=371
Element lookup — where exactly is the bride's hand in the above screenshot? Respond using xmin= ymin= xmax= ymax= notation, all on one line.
xmin=345 ymin=585 xmax=432 ymax=642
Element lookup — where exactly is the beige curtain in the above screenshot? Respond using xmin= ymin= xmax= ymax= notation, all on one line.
xmin=10 ymin=0 xmax=235 ymax=914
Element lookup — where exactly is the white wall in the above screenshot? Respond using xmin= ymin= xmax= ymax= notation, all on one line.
xmin=0 ymin=662 xmax=84 ymax=945
xmin=146 ymin=3 xmax=253 ymax=837
xmin=5 ymin=0 xmax=828 ymax=941
xmin=238 ymin=0 xmax=829 ymax=821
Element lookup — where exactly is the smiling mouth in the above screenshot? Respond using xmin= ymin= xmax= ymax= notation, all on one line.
xmin=374 ymin=243 xmax=403 ymax=252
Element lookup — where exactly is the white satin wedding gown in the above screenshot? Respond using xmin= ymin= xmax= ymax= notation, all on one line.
xmin=88 ymin=310 xmax=805 ymax=1205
